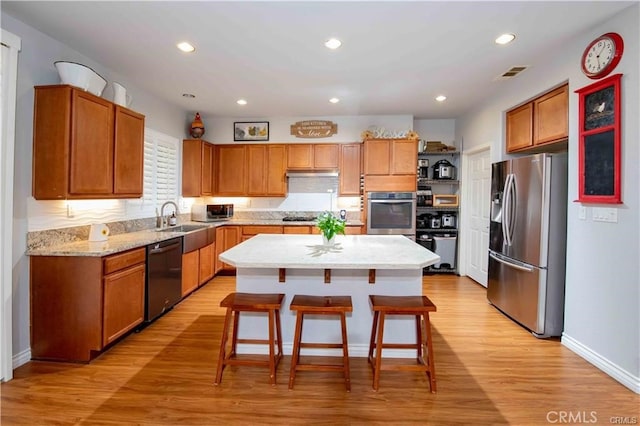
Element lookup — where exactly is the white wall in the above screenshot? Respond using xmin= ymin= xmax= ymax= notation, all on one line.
xmin=2 ymin=12 xmax=188 ymax=364
xmin=456 ymin=5 xmax=639 ymax=392
xmin=413 ymin=119 xmax=456 ymax=147
xmin=200 ymin=115 xmax=414 ymax=144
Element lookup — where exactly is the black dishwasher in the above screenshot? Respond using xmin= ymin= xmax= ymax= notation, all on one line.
xmin=145 ymin=237 xmax=183 ymax=322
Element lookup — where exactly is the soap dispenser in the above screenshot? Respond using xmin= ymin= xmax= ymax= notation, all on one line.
xmin=169 ymin=212 xmax=177 ymax=226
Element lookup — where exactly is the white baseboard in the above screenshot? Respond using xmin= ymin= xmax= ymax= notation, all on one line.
xmin=12 ymin=348 xmax=30 ymax=370
xmin=562 ymin=333 xmax=640 ymax=394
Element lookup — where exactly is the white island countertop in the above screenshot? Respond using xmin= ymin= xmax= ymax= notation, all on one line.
xmin=220 ymin=234 xmax=440 ymax=270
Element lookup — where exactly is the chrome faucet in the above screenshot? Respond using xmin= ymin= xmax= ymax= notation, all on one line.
xmin=160 ymin=201 xmax=179 ymax=229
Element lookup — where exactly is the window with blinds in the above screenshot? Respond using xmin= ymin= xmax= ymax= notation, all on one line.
xmin=138 ymin=128 xmax=179 ymax=214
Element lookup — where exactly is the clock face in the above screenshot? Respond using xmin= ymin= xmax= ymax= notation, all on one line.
xmin=581 ymin=32 xmax=624 ymax=79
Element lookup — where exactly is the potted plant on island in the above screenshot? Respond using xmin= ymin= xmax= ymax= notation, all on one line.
xmin=316 ymin=211 xmax=346 ymax=246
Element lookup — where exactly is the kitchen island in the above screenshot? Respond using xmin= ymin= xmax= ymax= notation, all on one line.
xmin=219 ymin=234 xmax=440 ymax=357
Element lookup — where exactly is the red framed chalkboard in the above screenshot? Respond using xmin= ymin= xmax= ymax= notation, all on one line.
xmin=575 ymin=73 xmax=622 ymax=204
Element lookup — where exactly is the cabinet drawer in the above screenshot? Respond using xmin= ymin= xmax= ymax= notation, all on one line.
xmin=103 ymin=247 xmax=146 ymax=275
xmin=242 ymin=225 xmax=283 ymax=235
xmin=283 ymin=226 xmax=311 ymax=234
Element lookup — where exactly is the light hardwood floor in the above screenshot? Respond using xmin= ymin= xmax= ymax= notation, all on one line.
xmin=2 ymin=275 xmax=638 ymax=425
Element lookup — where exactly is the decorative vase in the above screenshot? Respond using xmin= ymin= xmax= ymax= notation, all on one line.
xmin=190 ymin=112 xmax=205 ymax=138
xmin=322 ymin=234 xmax=335 ymax=246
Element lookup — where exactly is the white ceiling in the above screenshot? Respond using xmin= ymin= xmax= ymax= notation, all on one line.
xmin=2 ymin=1 xmax=635 ymax=119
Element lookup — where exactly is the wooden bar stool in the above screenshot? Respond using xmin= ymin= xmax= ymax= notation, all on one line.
xmin=368 ymin=295 xmax=437 ymax=393
xmin=288 ymin=295 xmax=353 ymax=391
xmin=214 ymin=292 xmax=284 ymax=386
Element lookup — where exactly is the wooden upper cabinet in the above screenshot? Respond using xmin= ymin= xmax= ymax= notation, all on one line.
xmin=287 ymin=144 xmax=314 ymax=169
xmin=113 ymin=106 xmax=144 ymax=196
xmin=364 ymin=139 xmax=416 ymax=176
xmin=287 ymin=144 xmax=339 ymax=169
xmin=266 ymin=144 xmax=287 ymax=196
xmin=181 ymin=139 xmax=214 ymax=197
xmin=32 ymin=85 xmax=145 ymax=199
xmin=506 ymin=84 xmax=568 ymax=153
xmin=246 ymin=144 xmax=287 ymax=196
xmin=506 ymin=103 xmax=534 ymax=152
xmin=313 ymin=144 xmax=339 ymax=168
xmin=363 ymin=139 xmax=391 ymax=175
xmin=534 ymin=85 xmax=568 ymax=146
xmin=247 ymin=145 xmax=267 ymax=195
xmin=339 ymin=143 xmax=362 ymax=195
xmin=390 ymin=139 xmax=417 ymax=174
xmin=216 ymin=145 xmax=246 ymax=195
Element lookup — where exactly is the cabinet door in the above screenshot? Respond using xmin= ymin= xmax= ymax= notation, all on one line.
xmin=221 ymin=226 xmax=241 ymax=271
xmin=215 ymin=227 xmax=225 ymax=274
xmin=114 ymin=106 xmax=144 ymax=196
xmin=69 ymin=90 xmax=114 ymax=195
xmin=391 ymin=139 xmax=417 ymax=175
xmin=201 ymin=142 xmax=214 ymax=195
xmin=216 ymin=145 xmax=246 ymax=195
xmin=182 ymin=139 xmax=203 ymax=197
xmin=339 ymin=143 xmax=362 ymax=195
xmin=287 ymin=144 xmax=313 ymax=169
xmin=363 ymin=139 xmax=391 ymax=175
xmin=199 ymin=243 xmax=215 ymax=285
xmin=103 ymin=263 xmax=145 ymax=346
xmin=534 ymin=85 xmax=568 ymax=145
xmin=506 ymin=103 xmax=533 ymax=152
xmin=266 ymin=144 xmax=287 ymax=196
xmin=247 ymin=145 xmax=267 ymax=195
xmin=182 ymin=250 xmax=199 ymax=296
xmin=314 ymin=144 xmax=339 ymax=168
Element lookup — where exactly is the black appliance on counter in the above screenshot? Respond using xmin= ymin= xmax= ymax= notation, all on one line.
xmin=145 ymin=237 xmax=183 ymax=322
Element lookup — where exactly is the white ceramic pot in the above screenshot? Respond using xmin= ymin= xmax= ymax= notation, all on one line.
xmin=54 ymin=61 xmax=107 ymax=97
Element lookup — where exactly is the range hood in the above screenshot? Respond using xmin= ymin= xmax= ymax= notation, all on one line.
xmin=286 ymin=169 xmax=339 ymax=178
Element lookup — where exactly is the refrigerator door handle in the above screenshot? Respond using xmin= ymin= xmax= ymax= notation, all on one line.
xmin=502 ymin=174 xmax=513 ymax=246
xmin=489 ymin=251 xmax=534 ymax=273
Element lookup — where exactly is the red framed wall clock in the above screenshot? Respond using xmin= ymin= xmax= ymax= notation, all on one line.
xmin=581 ymin=32 xmax=624 ymax=80
xmin=575 ymin=73 xmax=622 ymax=204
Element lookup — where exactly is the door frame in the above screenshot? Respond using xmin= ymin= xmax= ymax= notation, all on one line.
xmin=1 ymin=29 xmax=21 ymax=382
xmin=459 ymin=143 xmax=491 ymax=279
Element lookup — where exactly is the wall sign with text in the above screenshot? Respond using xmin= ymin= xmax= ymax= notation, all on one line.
xmin=290 ymin=120 xmax=338 ymax=138
xmin=575 ymin=74 xmax=623 ymax=204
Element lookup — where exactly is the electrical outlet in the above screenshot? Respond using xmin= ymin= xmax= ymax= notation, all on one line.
xmin=578 ymin=205 xmax=587 ymax=220
xmin=592 ymin=207 xmax=618 ymax=223
xmin=67 ymin=204 xmax=75 ymax=218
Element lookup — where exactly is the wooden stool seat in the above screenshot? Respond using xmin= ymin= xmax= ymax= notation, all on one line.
xmin=288 ymin=295 xmax=353 ymax=391
xmin=368 ymin=295 xmax=437 ymax=393
xmin=214 ymin=292 xmax=284 ymax=386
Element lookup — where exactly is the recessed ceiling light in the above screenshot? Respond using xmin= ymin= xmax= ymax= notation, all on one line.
xmin=435 ymin=95 xmax=447 ymax=102
xmin=324 ymin=38 xmax=342 ymax=50
xmin=177 ymin=42 xmax=195 ymax=53
xmin=329 ymin=97 xmax=340 ymax=104
xmin=237 ymin=99 xmax=247 ymax=105
xmin=182 ymin=93 xmax=195 ymax=98
xmin=495 ymin=33 xmax=516 ymax=45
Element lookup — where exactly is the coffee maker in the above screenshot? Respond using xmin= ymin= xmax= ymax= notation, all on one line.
xmin=417 ymin=159 xmax=429 ymax=179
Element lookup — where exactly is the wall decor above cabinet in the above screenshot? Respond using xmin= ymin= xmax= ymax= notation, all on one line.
xmin=32 ymin=85 xmax=145 ymax=200
xmin=290 ymin=120 xmax=338 ymax=138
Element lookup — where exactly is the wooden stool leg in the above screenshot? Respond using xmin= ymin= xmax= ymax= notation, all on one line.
xmin=288 ymin=311 xmax=304 ymax=389
xmin=423 ymin=312 xmax=437 ymax=393
xmin=415 ymin=314 xmax=423 ymax=364
xmin=214 ymin=307 xmax=233 ymax=385
xmin=372 ymin=312 xmax=386 ymax=391
xmin=368 ymin=310 xmax=379 ymax=369
xmin=275 ymin=308 xmax=283 ymax=359
xmin=268 ymin=309 xmax=277 ymax=386
xmin=230 ymin=309 xmax=240 ymax=357
xmin=340 ymin=312 xmax=351 ymax=392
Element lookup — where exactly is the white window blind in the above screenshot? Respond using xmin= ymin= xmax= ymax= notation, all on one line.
xmin=141 ymin=128 xmax=179 ymax=210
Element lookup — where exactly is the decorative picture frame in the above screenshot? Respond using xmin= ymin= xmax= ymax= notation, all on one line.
xmin=575 ymin=73 xmax=622 ymax=204
xmin=234 ymin=121 xmax=269 ymax=141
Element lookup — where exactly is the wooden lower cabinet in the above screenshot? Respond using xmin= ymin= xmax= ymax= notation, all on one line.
xmin=181 ymin=249 xmax=199 ymax=297
xmin=199 ymin=243 xmax=215 ymax=284
xmin=284 ymin=226 xmax=311 ymax=234
xmin=215 ymin=226 xmax=241 ymax=273
xmin=30 ymin=247 xmax=146 ymax=362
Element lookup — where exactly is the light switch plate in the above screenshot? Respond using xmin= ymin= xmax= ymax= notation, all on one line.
xmin=578 ymin=206 xmax=587 ymax=220
xmin=592 ymin=207 xmax=618 ymax=223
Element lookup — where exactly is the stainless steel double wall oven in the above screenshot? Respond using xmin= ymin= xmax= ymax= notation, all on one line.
xmin=366 ymin=192 xmax=416 ymax=240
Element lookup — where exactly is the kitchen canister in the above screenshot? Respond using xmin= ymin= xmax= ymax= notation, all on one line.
xmin=88 ymin=223 xmax=110 ymax=242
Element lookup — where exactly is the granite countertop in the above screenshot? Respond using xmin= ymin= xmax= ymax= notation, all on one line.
xmin=219 ymin=234 xmax=440 ymax=270
xmin=27 ymin=219 xmax=365 ymax=257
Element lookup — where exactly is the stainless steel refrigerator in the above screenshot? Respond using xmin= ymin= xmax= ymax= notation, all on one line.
xmin=487 ymin=152 xmax=568 ymax=337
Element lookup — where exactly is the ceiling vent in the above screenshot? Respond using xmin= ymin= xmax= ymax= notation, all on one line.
xmin=498 ymin=65 xmax=528 ymax=79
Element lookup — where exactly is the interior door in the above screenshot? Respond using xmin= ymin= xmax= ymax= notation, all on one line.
xmin=466 ymin=148 xmax=491 ymax=286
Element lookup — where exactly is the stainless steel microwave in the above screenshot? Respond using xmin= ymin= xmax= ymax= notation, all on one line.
xmin=191 ymin=204 xmax=234 ymax=222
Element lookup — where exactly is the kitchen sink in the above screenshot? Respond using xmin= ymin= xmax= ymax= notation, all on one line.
xmin=157 ymin=224 xmax=208 ymax=233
